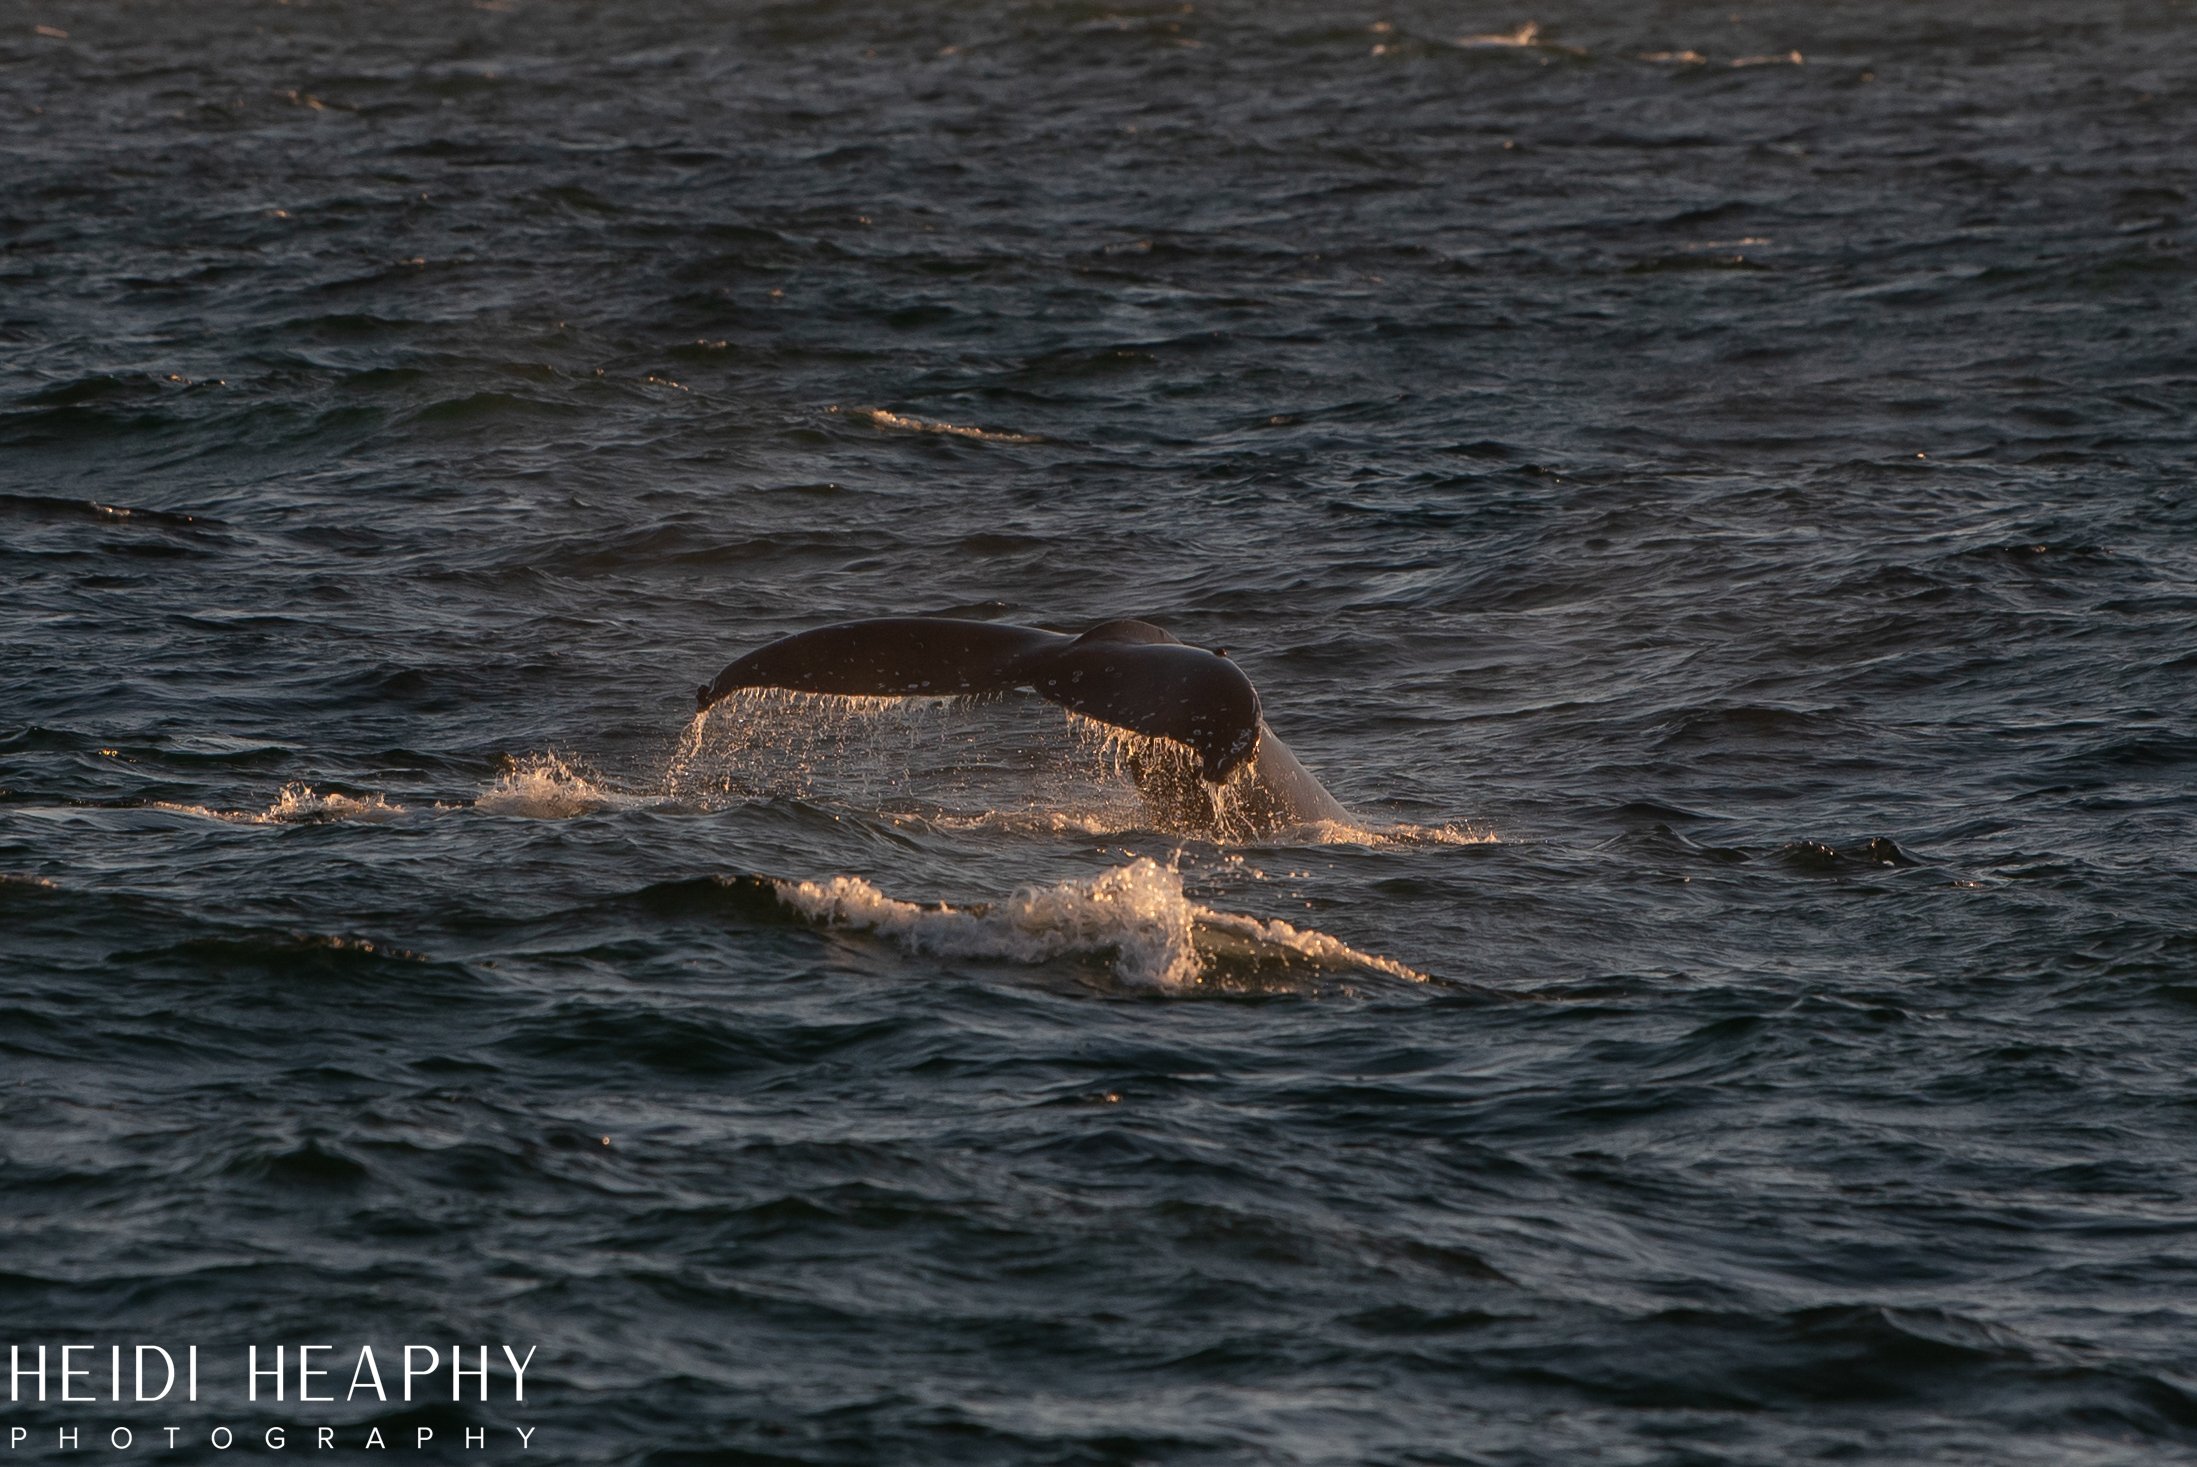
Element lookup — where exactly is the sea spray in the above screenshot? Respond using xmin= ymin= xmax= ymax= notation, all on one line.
xmin=669 ymin=689 xmax=1149 ymax=827
xmin=474 ymin=753 xmax=631 ymax=818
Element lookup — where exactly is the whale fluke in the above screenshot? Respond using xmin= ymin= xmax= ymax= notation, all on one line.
xmin=693 ymin=616 xmax=1351 ymax=833
xmin=695 ymin=617 xmax=1058 ymax=706
xmin=697 ymin=616 xmax=1264 ymax=781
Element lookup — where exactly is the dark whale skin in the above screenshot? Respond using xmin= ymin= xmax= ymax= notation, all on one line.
xmin=695 ymin=617 xmax=1348 ymax=831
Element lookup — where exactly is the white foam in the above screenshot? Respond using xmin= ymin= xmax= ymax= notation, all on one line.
xmin=771 ymin=856 xmax=1424 ymax=990
xmin=1456 ymin=21 xmax=1584 ymax=55
xmin=836 ymin=405 xmax=1043 ymax=444
xmin=1460 ymin=21 xmax=1544 ymax=47
xmin=908 ymin=808 xmax=1148 ymax=839
xmin=151 ymin=783 xmax=408 ymax=824
xmin=474 ymin=753 xmax=638 ymax=819
xmin=1298 ymin=819 xmax=1501 ymax=848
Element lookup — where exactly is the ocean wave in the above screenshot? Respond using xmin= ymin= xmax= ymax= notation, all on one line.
xmin=149 ymin=783 xmax=408 ymax=824
xmin=1456 ymin=22 xmax=1585 ymax=56
xmin=836 ymin=405 xmax=1044 ymax=444
xmin=1292 ymin=818 xmax=1501 ymax=848
xmin=772 ymin=856 xmax=1424 ymax=990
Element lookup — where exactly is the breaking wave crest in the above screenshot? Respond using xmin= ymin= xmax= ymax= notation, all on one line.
xmin=771 ymin=856 xmax=1425 ymax=990
xmin=1301 ymin=819 xmax=1501 ymax=847
xmin=838 ymin=405 xmax=1044 ymax=444
xmin=151 ymin=783 xmax=408 ymax=824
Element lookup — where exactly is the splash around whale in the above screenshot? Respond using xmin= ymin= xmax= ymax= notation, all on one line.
xmin=693 ymin=617 xmax=1352 ymax=836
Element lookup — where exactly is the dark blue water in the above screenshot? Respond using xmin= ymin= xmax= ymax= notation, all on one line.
xmin=5 ymin=1 xmax=2196 ymax=1461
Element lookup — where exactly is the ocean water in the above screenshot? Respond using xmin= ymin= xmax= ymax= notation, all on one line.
xmin=4 ymin=0 xmax=2196 ymax=1461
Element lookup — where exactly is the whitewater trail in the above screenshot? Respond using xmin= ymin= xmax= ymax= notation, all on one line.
xmin=772 ymin=856 xmax=1426 ymax=990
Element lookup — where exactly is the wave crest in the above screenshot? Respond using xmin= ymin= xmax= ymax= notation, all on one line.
xmin=772 ymin=857 xmax=1424 ymax=990
xmin=150 ymin=783 xmax=407 ymax=824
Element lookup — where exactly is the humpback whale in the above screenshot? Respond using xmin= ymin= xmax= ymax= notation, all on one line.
xmin=694 ymin=617 xmax=1350 ymax=835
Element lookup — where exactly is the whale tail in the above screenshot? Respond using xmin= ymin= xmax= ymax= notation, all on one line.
xmin=696 ymin=618 xmax=1056 ymax=708
xmin=695 ymin=616 xmax=1263 ymax=780
xmin=1026 ymin=625 xmax=1262 ymax=780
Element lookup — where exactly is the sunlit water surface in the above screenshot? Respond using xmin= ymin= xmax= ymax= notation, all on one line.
xmin=4 ymin=1 xmax=2195 ymax=1463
